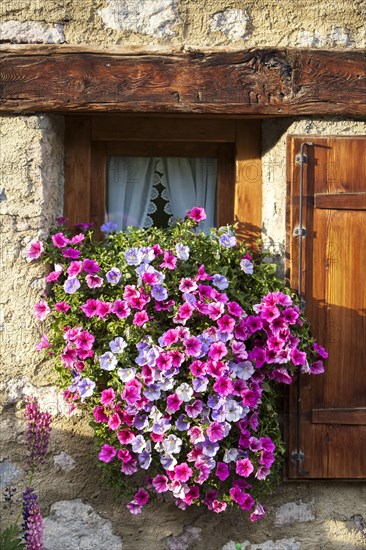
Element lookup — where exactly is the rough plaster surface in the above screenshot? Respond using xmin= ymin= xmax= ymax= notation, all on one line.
xmin=0 ymin=459 xmax=22 ymax=489
xmin=53 ymin=451 xmax=76 ymax=471
xmin=166 ymin=526 xmax=202 ymax=549
xmin=98 ymin=0 xmax=179 ymax=38
xmin=43 ymin=499 xmax=123 ymax=550
xmin=0 ymin=20 xmax=65 ymax=43
xmin=0 ymin=115 xmax=64 ymax=384
xmin=210 ymin=8 xmax=251 ymax=41
xmin=1 ymin=376 xmax=70 ymax=415
xmin=0 ymin=0 xmax=365 ymax=47
xmin=274 ymin=500 xmax=315 ymax=526
xmin=222 ymin=540 xmax=300 ymax=550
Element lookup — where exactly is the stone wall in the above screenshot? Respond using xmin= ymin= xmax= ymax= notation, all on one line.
xmin=1 ymin=1 xmax=366 ymax=549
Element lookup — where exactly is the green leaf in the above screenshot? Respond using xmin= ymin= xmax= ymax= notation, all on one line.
xmin=0 ymin=525 xmax=26 ymax=550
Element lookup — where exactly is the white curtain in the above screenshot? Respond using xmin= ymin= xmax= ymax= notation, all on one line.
xmin=159 ymin=158 xmax=217 ymax=232
xmin=106 ymin=156 xmax=217 ymax=230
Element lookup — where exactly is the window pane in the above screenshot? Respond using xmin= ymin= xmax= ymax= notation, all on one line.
xmin=106 ymin=157 xmax=217 ymax=230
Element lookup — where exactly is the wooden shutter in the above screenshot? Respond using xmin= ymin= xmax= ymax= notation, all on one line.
xmin=287 ymin=135 xmax=366 ymax=478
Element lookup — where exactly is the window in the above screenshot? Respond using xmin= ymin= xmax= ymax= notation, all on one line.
xmin=64 ymin=115 xmax=262 ymax=246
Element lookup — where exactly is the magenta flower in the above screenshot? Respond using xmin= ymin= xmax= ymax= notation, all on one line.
xmin=112 ymin=299 xmax=130 ymax=318
xmin=310 ymin=360 xmax=325 ymax=374
xmin=166 ymin=394 xmax=182 ymax=414
xmin=86 ymin=274 xmax=103 ymax=288
xmin=27 ymin=239 xmax=44 ymax=261
xmin=117 ymin=429 xmax=135 ymax=445
xmin=236 ymin=458 xmax=254 ymax=477
xmin=98 ymin=444 xmax=116 ymax=463
xmin=212 ymin=500 xmax=227 ymax=513
xmin=207 ymin=422 xmax=226 ymax=442
xmin=290 ymin=348 xmax=307 ymax=365
xmin=213 ymin=377 xmax=233 ymax=397
xmin=25 ymin=397 xmax=52 ymax=472
xmin=35 ymin=335 xmax=52 ymax=351
xmin=67 ymin=260 xmax=83 ymax=277
xmin=62 ymin=247 xmax=81 ymax=259
xmin=108 ymin=413 xmax=121 ymax=431
xmin=52 ymin=232 xmax=69 ymax=248
xmin=133 ymin=311 xmax=149 ymax=326
xmin=208 ymin=342 xmax=228 ymax=361
xmin=134 ymin=489 xmax=149 ymax=506
xmin=187 ymin=206 xmax=206 ymax=222
xmin=152 ymin=474 xmax=169 ymax=493
xmin=127 ymin=501 xmax=142 ymax=514
xmin=160 ymin=250 xmax=177 ymax=270
xmin=184 ymin=336 xmax=202 ymax=357
xmin=96 ymin=301 xmax=112 ymax=318
xmin=174 ymin=463 xmax=193 ymax=482
xmin=33 ymin=300 xmax=50 ymax=321
xmin=260 ymin=450 xmax=275 ymax=468
xmin=313 ymin=343 xmax=328 ymax=359
xmin=70 ymin=232 xmax=85 ymax=245
xmin=45 ymin=269 xmax=62 ymax=283
xmin=216 ymin=462 xmax=229 ymax=481
xmin=83 ymin=258 xmax=100 ymax=274
xmin=22 ymin=487 xmax=43 ymax=550
xmin=100 ymin=387 xmax=116 ymax=405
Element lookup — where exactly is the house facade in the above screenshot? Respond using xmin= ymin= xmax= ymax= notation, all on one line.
xmin=0 ymin=1 xmax=365 ymax=549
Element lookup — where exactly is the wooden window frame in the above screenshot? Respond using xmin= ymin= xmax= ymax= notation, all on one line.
xmin=64 ymin=115 xmax=262 ymax=246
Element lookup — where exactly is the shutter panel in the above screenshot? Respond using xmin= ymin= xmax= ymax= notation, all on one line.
xmin=287 ymin=135 xmax=366 ymax=478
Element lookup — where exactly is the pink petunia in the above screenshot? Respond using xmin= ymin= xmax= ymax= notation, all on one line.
xmin=206 ymin=422 xmax=226 ymax=442
xmin=45 ymin=269 xmax=62 ymax=283
xmin=96 ymin=301 xmax=112 ymax=318
xmin=184 ymin=336 xmax=202 ymax=357
xmin=134 ymin=489 xmax=149 ymax=506
xmin=83 ymin=259 xmax=100 ymax=274
xmin=160 ymin=250 xmax=177 ymax=270
xmin=217 ymin=314 xmax=235 ymax=334
xmin=166 ymin=394 xmax=182 ymax=414
xmin=69 ymin=233 xmax=85 ymax=245
xmin=236 ymin=458 xmax=254 ymax=477
xmin=187 ymin=207 xmax=206 ymax=222
xmin=133 ymin=311 xmax=149 ymax=326
xmin=67 ymin=261 xmax=83 ymax=277
xmin=310 ymin=360 xmax=325 ymax=374
xmin=290 ymin=348 xmax=307 ymax=365
xmin=98 ymin=444 xmax=116 ymax=463
xmin=34 ymin=300 xmax=50 ymax=321
xmin=52 ymin=232 xmax=69 ymax=248
xmin=208 ymin=342 xmax=228 ymax=361
xmin=112 ymin=299 xmax=130 ymax=319
xmin=108 ymin=413 xmax=121 ymax=431
xmin=260 ymin=450 xmax=275 ymax=468
xmin=80 ymin=299 xmax=99 ymax=318
xmin=227 ymin=301 xmax=244 ymax=317
xmin=35 ymin=335 xmax=52 ymax=351
xmin=313 ymin=343 xmax=328 ymax=359
xmin=117 ymin=429 xmax=135 ymax=445
xmin=213 ymin=376 xmax=233 ymax=397
xmin=86 ymin=274 xmax=103 ymax=288
xmin=27 ymin=239 xmax=44 ymax=261
xmin=174 ymin=463 xmax=193 ymax=482
xmin=100 ymin=387 xmax=116 ymax=405
xmin=62 ymin=248 xmax=81 ymax=259
xmin=212 ymin=500 xmax=227 ymax=513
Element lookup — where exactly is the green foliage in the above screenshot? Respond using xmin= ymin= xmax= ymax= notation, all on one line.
xmin=0 ymin=526 xmax=25 ymax=550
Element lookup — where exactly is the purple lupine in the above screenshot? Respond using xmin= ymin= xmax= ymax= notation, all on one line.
xmin=25 ymin=397 xmax=52 ymax=473
xmin=22 ymin=487 xmax=44 ymax=550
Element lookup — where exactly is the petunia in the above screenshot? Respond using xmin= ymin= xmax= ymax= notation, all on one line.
xmin=106 ymin=267 xmax=121 ymax=285
xmin=100 ymin=387 xmax=116 ymax=405
xmin=52 ymin=232 xmax=69 ymax=248
xmin=216 ymin=462 xmax=229 ymax=481
xmin=313 ymin=343 xmax=328 ymax=359
xmin=35 ymin=335 xmax=52 ymax=351
xmin=134 ymin=489 xmax=149 ymax=506
xmin=112 ymin=299 xmax=130 ymax=319
xmin=83 ymin=258 xmax=100 ymax=274
xmin=125 ymin=247 xmax=143 ymax=266
xmin=166 ymin=393 xmax=182 ymax=414
xmin=101 ymin=221 xmax=117 ymax=233
xmin=69 ymin=233 xmax=85 ymax=245
xmin=240 ymin=258 xmax=254 ymax=275
xmin=98 ymin=444 xmax=116 ymax=463
xmin=174 ymin=463 xmax=192 ymax=482
xmin=160 ymin=250 xmax=177 ymax=270
xmin=67 ymin=260 xmax=83 ymax=277
xmin=127 ymin=501 xmax=142 ymax=515
xmin=109 ymin=337 xmax=127 ymax=354
xmin=175 ymin=243 xmax=190 ymax=261
xmin=63 ymin=276 xmax=80 ymax=294
xmin=34 ymin=300 xmax=50 ymax=321
xmin=117 ymin=429 xmax=135 ymax=445
xmin=175 ymin=383 xmax=193 ymax=403
xmin=133 ymin=311 xmax=149 ymax=326
xmin=80 ymin=298 xmax=98 ymax=317
xmin=27 ymin=239 xmax=44 ymax=260
xmin=77 ymin=378 xmax=95 ymax=401
xmin=152 ymin=475 xmax=169 ymax=493
xmin=187 ymin=206 xmax=206 ymax=222
xmin=206 ymin=422 xmax=226 ymax=442
xmin=219 ymin=233 xmax=236 ymax=247
xmin=99 ymin=351 xmax=118 ymax=371
xmin=310 ymin=360 xmax=325 ymax=374
xmin=151 ymin=285 xmax=168 ymax=301
xmin=62 ymin=248 xmax=81 ymax=259
xmin=86 ymin=274 xmax=103 ymax=288
xmin=236 ymin=458 xmax=254 ymax=477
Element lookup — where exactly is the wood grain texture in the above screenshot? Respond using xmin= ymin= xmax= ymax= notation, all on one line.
xmin=286 ymin=136 xmax=366 ymax=479
xmin=64 ymin=117 xmax=91 ymax=227
xmin=315 ymin=193 xmax=366 ymax=210
xmin=235 ymin=120 xmax=262 ymax=247
xmin=312 ymin=408 xmax=366 ymax=425
xmin=0 ymin=46 xmax=365 ymax=115
xmin=216 ymin=144 xmax=236 ymax=226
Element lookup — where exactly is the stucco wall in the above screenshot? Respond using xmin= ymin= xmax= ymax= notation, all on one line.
xmin=1 ymin=1 xmax=365 ymax=549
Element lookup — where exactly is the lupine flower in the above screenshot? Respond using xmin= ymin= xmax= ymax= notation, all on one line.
xmin=25 ymin=397 xmax=52 ymax=472
xmin=22 ymin=487 xmax=43 ymax=550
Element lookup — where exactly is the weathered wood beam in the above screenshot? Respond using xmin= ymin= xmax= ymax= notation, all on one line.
xmin=0 ymin=45 xmax=365 ymax=116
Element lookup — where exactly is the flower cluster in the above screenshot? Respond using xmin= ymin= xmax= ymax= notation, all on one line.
xmin=25 ymin=397 xmax=52 ymax=473
xmin=22 ymin=488 xmax=43 ymax=550
xmin=29 ymin=208 xmax=326 ymax=519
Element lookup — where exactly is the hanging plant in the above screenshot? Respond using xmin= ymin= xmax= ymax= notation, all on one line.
xmin=28 ymin=208 xmax=326 ymax=518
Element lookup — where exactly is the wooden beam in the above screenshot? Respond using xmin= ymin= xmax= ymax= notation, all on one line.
xmin=0 ymin=45 xmax=365 ymax=116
